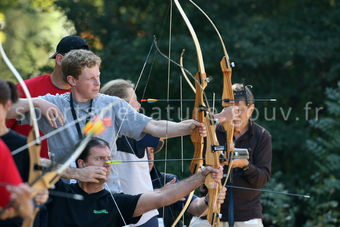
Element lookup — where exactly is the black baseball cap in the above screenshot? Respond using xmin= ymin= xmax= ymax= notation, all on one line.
xmin=49 ymin=35 xmax=89 ymax=59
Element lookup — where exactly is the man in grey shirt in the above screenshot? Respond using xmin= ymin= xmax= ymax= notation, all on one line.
xmin=8 ymin=49 xmax=205 ymax=192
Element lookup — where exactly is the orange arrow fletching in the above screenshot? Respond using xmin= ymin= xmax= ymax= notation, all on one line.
xmin=83 ymin=116 xmax=111 ymax=135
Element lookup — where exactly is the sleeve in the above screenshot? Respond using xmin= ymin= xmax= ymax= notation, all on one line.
xmin=136 ymin=134 xmax=159 ymax=149
xmin=243 ymin=130 xmax=272 ymax=188
xmin=116 ymin=136 xmax=146 ymax=158
xmin=5 ymin=119 xmax=18 ymax=130
xmin=17 ymin=94 xmax=57 ymax=135
xmin=113 ymin=193 xmax=142 ymax=225
xmin=127 ymin=134 xmax=159 ymax=158
xmin=0 ymin=139 xmax=23 ymax=207
xmin=114 ymin=100 xmax=151 ymax=140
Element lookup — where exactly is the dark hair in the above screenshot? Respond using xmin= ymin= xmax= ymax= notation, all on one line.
xmin=75 ymin=137 xmax=110 ymax=167
xmin=232 ymin=83 xmax=254 ymax=106
xmin=0 ymin=79 xmax=18 ymax=105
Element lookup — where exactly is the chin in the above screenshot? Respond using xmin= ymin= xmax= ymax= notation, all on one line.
xmin=90 ymin=93 xmax=99 ymax=100
xmin=232 ymin=120 xmax=242 ymax=128
xmin=98 ymin=179 xmax=106 ymax=185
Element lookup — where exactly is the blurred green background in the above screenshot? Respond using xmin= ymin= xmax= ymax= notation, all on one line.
xmin=1 ymin=0 xmax=339 ymax=226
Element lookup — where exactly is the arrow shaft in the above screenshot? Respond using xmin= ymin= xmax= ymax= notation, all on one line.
xmin=141 ymin=98 xmax=276 ymax=103
xmin=225 ymin=185 xmax=310 ymax=198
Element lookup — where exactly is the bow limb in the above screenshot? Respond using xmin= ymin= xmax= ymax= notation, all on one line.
xmin=0 ymin=23 xmax=43 ymax=226
xmin=220 ymin=57 xmax=235 ymax=189
xmin=188 ymin=0 xmax=236 ymax=188
xmin=0 ymin=38 xmax=40 ymax=143
xmin=0 ymin=20 xmax=42 ymax=189
xmin=180 ymin=49 xmax=196 ymax=94
xmin=172 ymin=1 xmax=206 ymax=226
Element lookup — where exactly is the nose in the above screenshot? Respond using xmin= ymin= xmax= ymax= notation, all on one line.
xmin=95 ymin=77 xmax=100 ymax=86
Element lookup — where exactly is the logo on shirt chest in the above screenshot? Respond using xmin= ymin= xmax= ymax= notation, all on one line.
xmin=93 ymin=209 xmax=108 ymax=214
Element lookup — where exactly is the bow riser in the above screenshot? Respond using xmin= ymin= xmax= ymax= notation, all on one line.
xmin=27 ymin=131 xmax=43 ymax=185
xmin=204 ymin=118 xmax=222 ymax=225
xmin=22 ymin=131 xmax=43 ymax=227
xmin=22 ymin=171 xmax=60 ymax=227
xmin=30 ymin=171 xmax=60 ymax=193
xmin=23 ymin=131 xmax=61 ymax=227
xmin=26 ymin=132 xmax=59 ymax=195
xmin=221 ymin=56 xmax=235 ymax=169
xmin=190 ymin=72 xmax=207 ymax=174
xmin=173 ymin=1 xmax=221 ymax=225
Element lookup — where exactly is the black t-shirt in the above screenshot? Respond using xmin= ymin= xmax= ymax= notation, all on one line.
xmin=47 ymin=181 xmax=142 ymax=227
xmin=1 ymin=130 xmax=30 ymax=182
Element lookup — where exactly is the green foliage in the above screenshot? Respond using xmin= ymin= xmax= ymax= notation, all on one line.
xmin=0 ymin=2 xmax=74 ymax=81
xmin=262 ymin=172 xmax=296 ymax=226
xmin=302 ymin=82 xmax=340 ymax=226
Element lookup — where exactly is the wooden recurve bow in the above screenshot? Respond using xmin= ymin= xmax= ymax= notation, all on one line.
xmin=172 ymin=1 xmax=223 ymax=226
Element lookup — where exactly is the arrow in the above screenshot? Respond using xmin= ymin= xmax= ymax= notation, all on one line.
xmin=225 ymin=185 xmax=310 ymax=199
xmin=141 ymin=98 xmax=276 ymax=103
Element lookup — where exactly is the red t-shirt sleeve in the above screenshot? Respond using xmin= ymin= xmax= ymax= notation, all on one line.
xmin=0 ymin=139 xmax=23 ymax=207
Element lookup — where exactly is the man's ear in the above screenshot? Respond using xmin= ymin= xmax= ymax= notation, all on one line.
xmin=4 ymin=100 xmax=12 ymax=112
xmin=77 ymin=159 xmax=86 ymax=168
xmin=67 ymin=75 xmax=77 ymax=87
xmin=55 ymin=54 xmax=63 ymax=66
xmin=247 ymin=104 xmax=255 ymax=118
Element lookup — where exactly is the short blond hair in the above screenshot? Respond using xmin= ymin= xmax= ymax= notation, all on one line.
xmin=61 ymin=49 xmax=101 ymax=82
xmin=100 ymin=79 xmax=135 ymax=100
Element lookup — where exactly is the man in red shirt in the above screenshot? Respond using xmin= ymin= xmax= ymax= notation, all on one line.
xmin=6 ymin=35 xmax=89 ymax=158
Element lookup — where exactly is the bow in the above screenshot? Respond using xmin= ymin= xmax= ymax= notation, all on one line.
xmin=187 ymin=0 xmax=236 ymax=190
xmin=172 ymin=1 xmax=224 ymax=226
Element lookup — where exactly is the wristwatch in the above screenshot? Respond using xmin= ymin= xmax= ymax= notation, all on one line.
xmin=242 ymin=163 xmax=251 ymax=172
